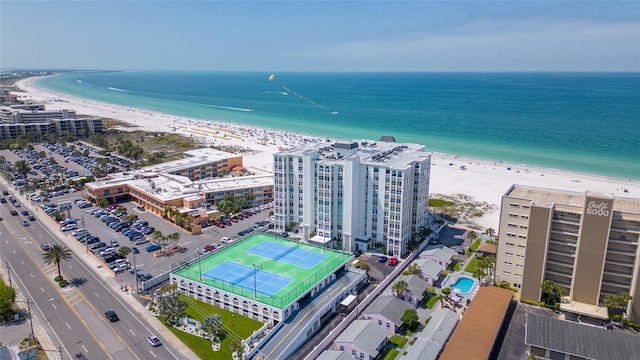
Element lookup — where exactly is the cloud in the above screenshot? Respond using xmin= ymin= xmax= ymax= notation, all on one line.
xmin=294 ymin=19 xmax=640 ymax=71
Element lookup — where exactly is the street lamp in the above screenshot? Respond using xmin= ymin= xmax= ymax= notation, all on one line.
xmin=253 ymin=263 xmax=258 ymax=298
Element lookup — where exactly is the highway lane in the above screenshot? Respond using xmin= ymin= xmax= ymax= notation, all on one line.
xmin=2 ymin=196 xmax=184 ymax=360
xmin=2 ymin=219 xmax=112 ymax=359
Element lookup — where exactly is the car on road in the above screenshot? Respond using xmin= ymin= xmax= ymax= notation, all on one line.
xmin=146 ymin=335 xmax=162 ymax=347
xmin=104 ymin=310 xmax=119 ymax=322
xmin=10 ymin=210 xmax=18 ymax=216
xmin=378 ymin=256 xmax=388 ymax=263
xmin=28 ymin=215 xmax=36 ymax=221
xmin=41 ymin=243 xmax=51 ymax=251
xmin=21 ymin=220 xmax=29 ymax=226
xmin=21 ymin=210 xmax=29 ymax=216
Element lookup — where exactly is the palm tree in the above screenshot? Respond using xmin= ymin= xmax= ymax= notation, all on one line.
xmin=392 ymin=280 xmax=409 ymax=298
xmin=42 ymin=244 xmax=72 ymax=278
xmin=202 ymin=314 xmax=223 ymax=342
xmin=166 ymin=232 xmax=181 ymax=248
xmin=14 ymin=160 xmax=30 ymax=193
xmin=118 ymin=246 xmax=132 ymax=259
xmin=152 ymin=230 xmax=165 ymax=245
xmin=97 ymin=199 xmax=109 ymax=208
xmin=356 ymin=260 xmax=371 ymax=280
xmin=485 ymin=228 xmax=496 ymax=241
xmin=403 ymin=263 xmax=421 ymax=276
xmin=116 ymin=205 xmax=127 ymax=214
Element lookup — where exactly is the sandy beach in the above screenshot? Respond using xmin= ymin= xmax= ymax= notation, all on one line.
xmin=14 ymin=76 xmax=640 ymax=230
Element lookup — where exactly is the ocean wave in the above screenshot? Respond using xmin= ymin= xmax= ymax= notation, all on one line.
xmin=108 ymin=87 xmax=130 ymax=92
xmin=210 ymin=104 xmax=255 ymax=112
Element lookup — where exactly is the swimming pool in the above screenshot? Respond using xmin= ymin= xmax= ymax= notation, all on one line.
xmin=450 ymin=276 xmax=477 ymax=294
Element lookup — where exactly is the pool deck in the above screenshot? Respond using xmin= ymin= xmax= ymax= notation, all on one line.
xmin=441 ymin=272 xmax=480 ymax=299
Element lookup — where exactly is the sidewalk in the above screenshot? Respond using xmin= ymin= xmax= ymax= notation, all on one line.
xmin=2 ymin=179 xmax=199 ymax=359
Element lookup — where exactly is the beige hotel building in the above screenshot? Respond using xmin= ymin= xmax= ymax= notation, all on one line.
xmin=495 ymin=185 xmax=640 ymax=322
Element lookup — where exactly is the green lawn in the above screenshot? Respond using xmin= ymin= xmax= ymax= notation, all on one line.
xmin=382 ymin=348 xmax=400 ymax=360
xmin=389 ymin=335 xmax=408 ymax=348
xmin=469 ymin=239 xmax=482 ymax=252
xmin=464 ymin=257 xmax=478 ymax=274
xmin=426 ymin=296 xmax=438 ymax=309
xmin=158 ymin=295 xmax=264 ymax=360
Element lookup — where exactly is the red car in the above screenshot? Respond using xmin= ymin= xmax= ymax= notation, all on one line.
xmin=228 ymin=217 xmax=238 ymax=223
xmin=388 ymin=257 xmax=398 ymax=266
xmin=10 ymin=210 xmax=18 ymax=216
xmin=204 ymin=244 xmax=215 ymax=252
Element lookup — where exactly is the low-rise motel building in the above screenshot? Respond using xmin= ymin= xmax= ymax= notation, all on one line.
xmin=495 ymin=185 xmax=640 ymax=322
xmin=84 ymin=148 xmax=272 ymax=229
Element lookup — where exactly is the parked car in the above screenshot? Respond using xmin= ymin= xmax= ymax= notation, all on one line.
xmin=131 ymin=247 xmax=139 ymax=254
xmin=60 ymin=224 xmax=78 ymax=232
xmin=378 ymin=256 xmax=388 ymax=263
xmin=146 ymin=243 xmax=161 ymax=252
xmin=388 ymin=257 xmax=398 ymax=266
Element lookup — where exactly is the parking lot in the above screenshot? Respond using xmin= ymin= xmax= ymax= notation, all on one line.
xmin=26 ymin=188 xmax=272 ymax=291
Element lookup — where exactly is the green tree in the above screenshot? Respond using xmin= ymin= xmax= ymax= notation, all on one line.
xmin=42 ymin=244 xmax=73 ymax=278
xmin=157 ymin=292 xmax=186 ymax=327
xmin=118 ymin=246 xmax=132 ymax=259
xmin=202 ymin=314 xmax=223 ymax=342
xmin=168 ymin=232 xmax=181 ymax=247
xmin=485 ymin=228 xmax=496 ymax=241
xmin=0 ymin=279 xmax=17 ymax=322
xmin=97 ymin=199 xmax=109 ymax=208
xmin=604 ymin=291 xmax=633 ymax=316
xmin=401 ymin=308 xmax=419 ymax=328
xmin=217 ymin=200 xmax=234 ymax=215
xmin=152 ymin=230 xmax=165 ymax=245
xmin=14 ymin=160 xmax=30 ymax=193
xmin=392 ymin=280 xmax=409 ymax=298
xmin=403 ymin=263 xmax=421 ymax=276
xmin=541 ymin=280 xmax=567 ymax=306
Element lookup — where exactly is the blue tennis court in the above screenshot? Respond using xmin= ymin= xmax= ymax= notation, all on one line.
xmin=247 ymin=240 xmax=327 ymax=268
xmin=202 ymin=261 xmax=293 ymax=297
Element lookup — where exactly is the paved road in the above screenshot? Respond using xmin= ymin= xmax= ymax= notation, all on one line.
xmin=1 ymin=185 xmax=189 ymax=360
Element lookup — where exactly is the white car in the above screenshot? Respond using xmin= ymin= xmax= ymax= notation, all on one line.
xmin=146 ymin=335 xmax=162 ymax=347
xmin=60 ymin=224 xmax=78 ymax=232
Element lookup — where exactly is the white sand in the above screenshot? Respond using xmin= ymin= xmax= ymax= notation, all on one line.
xmin=15 ymin=76 xmax=639 ymax=230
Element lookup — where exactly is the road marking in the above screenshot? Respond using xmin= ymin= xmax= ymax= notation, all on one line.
xmin=129 ymin=328 xmax=136 ymax=336
xmin=40 ymin=287 xmax=45 ymax=293
xmin=68 ymin=264 xmax=73 ymax=269
xmin=51 ymin=303 xmax=57 ymax=310
xmin=30 ymin=273 xmax=33 ymax=278
xmin=21 ymin=260 xmax=24 ymax=265
xmin=149 ymin=350 xmax=157 ymax=358
xmin=66 ymin=321 xmax=71 ymax=329
xmin=82 ymin=345 xmax=88 ymax=353
xmin=13 ymin=249 xmax=16 ymax=254
xmin=94 ymin=292 xmax=100 ymax=298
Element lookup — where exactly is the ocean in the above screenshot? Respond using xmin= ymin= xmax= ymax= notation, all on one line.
xmin=35 ymin=71 xmax=640 ymax=180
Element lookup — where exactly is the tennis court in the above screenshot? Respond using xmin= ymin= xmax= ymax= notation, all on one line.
xmin=203 ymin=261 xmax=293 ymax=297
xmin=247 ymin=240 xmax=327 ymax=268
xmin=173 ymin=233 xmax=353 ymax=308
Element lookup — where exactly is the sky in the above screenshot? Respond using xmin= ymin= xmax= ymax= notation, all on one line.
xmin=1 ymin=1 xmax=639 ymax=72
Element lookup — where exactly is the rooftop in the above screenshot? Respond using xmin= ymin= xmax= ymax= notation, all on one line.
xmin=362 ymin=295 xmax=410 ymax=325
xmin=412 ymin=258 xmax=446 ymax=280
xmin=277 ymin=139 xmax=431 ymax=170
xmin=334 ymin=320 xmax=388 ymax=355
xmin=506 ymin=185 xmax=640 ymax=216
xmin=419 ymin=245 xmax=457 ymax=263
xmin=439 ymin=286 xmax=513 ymax=360
xmin=142 ymin=148 xmax=240 ymax=174
xmin=525 ymin=313 xmax=640 ymax=360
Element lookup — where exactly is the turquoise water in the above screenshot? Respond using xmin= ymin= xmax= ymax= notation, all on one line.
xmin=35 ymin=71 xmax=640 ymax=180
xmin=451 ymin=276 xmax=476 ymax=294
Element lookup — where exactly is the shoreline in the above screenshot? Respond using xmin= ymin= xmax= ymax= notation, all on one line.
xmin=15 ymin=76 xmax=640 ymax=230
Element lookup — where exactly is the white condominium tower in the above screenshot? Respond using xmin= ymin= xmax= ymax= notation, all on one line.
xmin=273 ymin=137 xmax=431 ymax=258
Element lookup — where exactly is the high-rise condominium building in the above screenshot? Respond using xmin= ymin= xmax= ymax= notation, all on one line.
xmin=273 ymin=137 xmax=431 ymax=258
xmin=496 ymin=185 xmax=640 ymax=321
